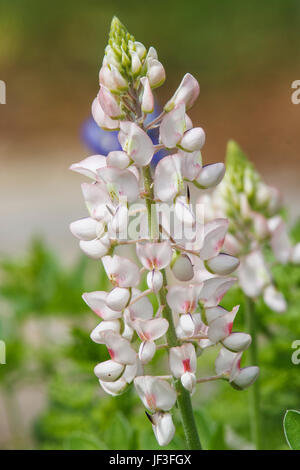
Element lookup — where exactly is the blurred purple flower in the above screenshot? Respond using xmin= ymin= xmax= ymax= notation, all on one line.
xmin=81 ymin=102 xmax=167 ymax=166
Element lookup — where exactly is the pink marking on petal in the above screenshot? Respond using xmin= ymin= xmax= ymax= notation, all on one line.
xmin=182 ymin=301 xmax=195 ymax=313
xmin=183 ymin=359 xmax=191 ymax=372
xmin=227 ymin=322 xmax=233 ymax=335
xmin=94 ymin=309 xmax=103 ymax=318
xmin=146 ymin=258 xmax=154 ymax=269
xmin=215 ymin=237 xmax=225 ymax=252
xmin=108 ymin=348 xmax=115 ymax=360
xmin=146 ymin=393 xmax=156 ymax=410
xmin=140 ymin=332 xmax=150 ymax=341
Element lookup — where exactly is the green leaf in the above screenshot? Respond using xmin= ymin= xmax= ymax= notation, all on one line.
xmin=283 ymin=409 xmax=300 ymax=449
xmin=64 ymin=431 xmax=107 ymax=450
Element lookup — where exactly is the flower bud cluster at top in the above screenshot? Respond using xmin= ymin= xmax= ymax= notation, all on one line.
xmin=200 ymin=140 xmax=300 ymax=313
xmin=69 ymin=17 xmax=259 ymax=447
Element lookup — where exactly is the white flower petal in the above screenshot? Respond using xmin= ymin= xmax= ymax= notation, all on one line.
xmin=263 ymin=285 xmax=287 ymax=313
xmin=154 ymin=154 xmax=184 ymax=202
xmin=136 ymin=241 xmax=173 ymax=270
xmin=139 ymin=340 xmax=156 ymax=364
xmin=180 ymin=150 xmax=202 ymax=181
xmin=199 ymin=219 xmax=228 ymax=260
xmin=98 ymin=166 xmax=139 ymax=203
xmin=164 ymin=73 xmax=200 ymax=112
xmin=98 ymin=86 xmax=122 ymax=118
xmin=99 ymin=377 xmax=128 ymax=396
xmin=140 ymin=76 xmax=154 ymax=113
xmin=90 ymin=320 xmax=121 ymax=343
xmin=79 ymin=238 xmax=109 ymax=259
xmin=102 ymin=255 xmax=140 ymax=288
xmin=134 ymin=317 xmax=169 ymax=342
xmin=167 ymin=285 xmax=202 ymax=314
xmin=91 ymin=97 xmax=119 ymax=131
xmin=134 ymin=376 xmax=177 ymax=412
xmin=100 ymin=330 xmax=137 ymax=365
xmin=70 ymin=154 xmax=107 ymax=179
xmin=238 ymin=251 xmax=270 ymax=298
xmin=169 ymin=343 xmax=197 ymax=378
xmin=106 ymin=150 xmax=130 ymax=169
xmin=81 ymin=182 xmax=112 ymax=220
xmin=70 ymin=217 xmax=98 ymax=241
xmin=82 ymin=291 xmax=122 ymax=320
xmin=119 ymin=121 xmax=154 ymax=166
xmin=208 ymin=305 xmax=239 ymax=343
xmin=215 ymin=347 xmax=242 ymax=377
xmin=269 ymin=216 xmax=292 ymax=264
xmin=159 ymin=103 xmax=186 ymax=148
xmin=200 ymin=277 xmax=236 ymax=307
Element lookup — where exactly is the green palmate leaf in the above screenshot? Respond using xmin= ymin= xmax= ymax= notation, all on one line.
xmin=283 ymin=409 xmax=300 ymax=449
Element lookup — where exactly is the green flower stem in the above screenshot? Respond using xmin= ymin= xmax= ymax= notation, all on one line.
xmin=142 ymin=165 xmax=157 ymax=240
xmin=244 ymin=295 xmax=262 ymax=450
xmin=142 ymin=166 xmax=202 ymax=450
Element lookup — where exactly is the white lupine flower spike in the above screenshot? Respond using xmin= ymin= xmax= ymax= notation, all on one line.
xmin=70 ymin=18 xmax=258 ymax=449
xmin=200 ymin=139 xmax=300 ymax=449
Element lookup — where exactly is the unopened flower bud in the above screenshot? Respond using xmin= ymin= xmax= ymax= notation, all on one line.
xmin=106 ymin=287 xmax=130 ymax=311
xmin=195 ymin=163 xmax=225 ymax=189
xmin=232 ymin=366 xmax=259 ymax=390
xmin=130 ymin=50 xmax=142 ymax=75
xmin=79 ymin=237 xmax=109 ymax=260
xmin=164 ymin=73 xmax=199 ymax=112
xmin=147 ymin=270 xmax=163 ymax=293
xmin=134 ymin=41 xmax=147 ymax=60
xmin=181 ymin=371 xmax=196 ymax=394
xmin=139 ymin=340 xmax=156 ymax=364
xmin=171 ymin=253 xmax=194 ymax=281
xmin=99 ymin=64 xmax=128 ymax=93
xmin=98 ymin=86 xmax=122 ymax=119
xmin=179 ymin=127 xmax=206 ymax=152
xmin=140 ymin=77 xmax=154 ymax=113
xmin=147 ymin=58 xmax=166 ymax=88
xmin=205 ymin=253 xmax=239 ymax=275
xmin=151 ymin=412 xmax=175 ymax=447
xmin=94 ymin=359 xmax=125 ymax=382
xmin=222 ymin=332 xmax=252 ymax=352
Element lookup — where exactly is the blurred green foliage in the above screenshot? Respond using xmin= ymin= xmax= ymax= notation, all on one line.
xmin=1 ymin=0 xmax=300 ymax=87
xmin=0 ymin=221 xmax=300 ymax=449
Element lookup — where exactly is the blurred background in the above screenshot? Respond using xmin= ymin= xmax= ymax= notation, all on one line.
xmin=0 ymin=0 xmax=300 ymax=450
